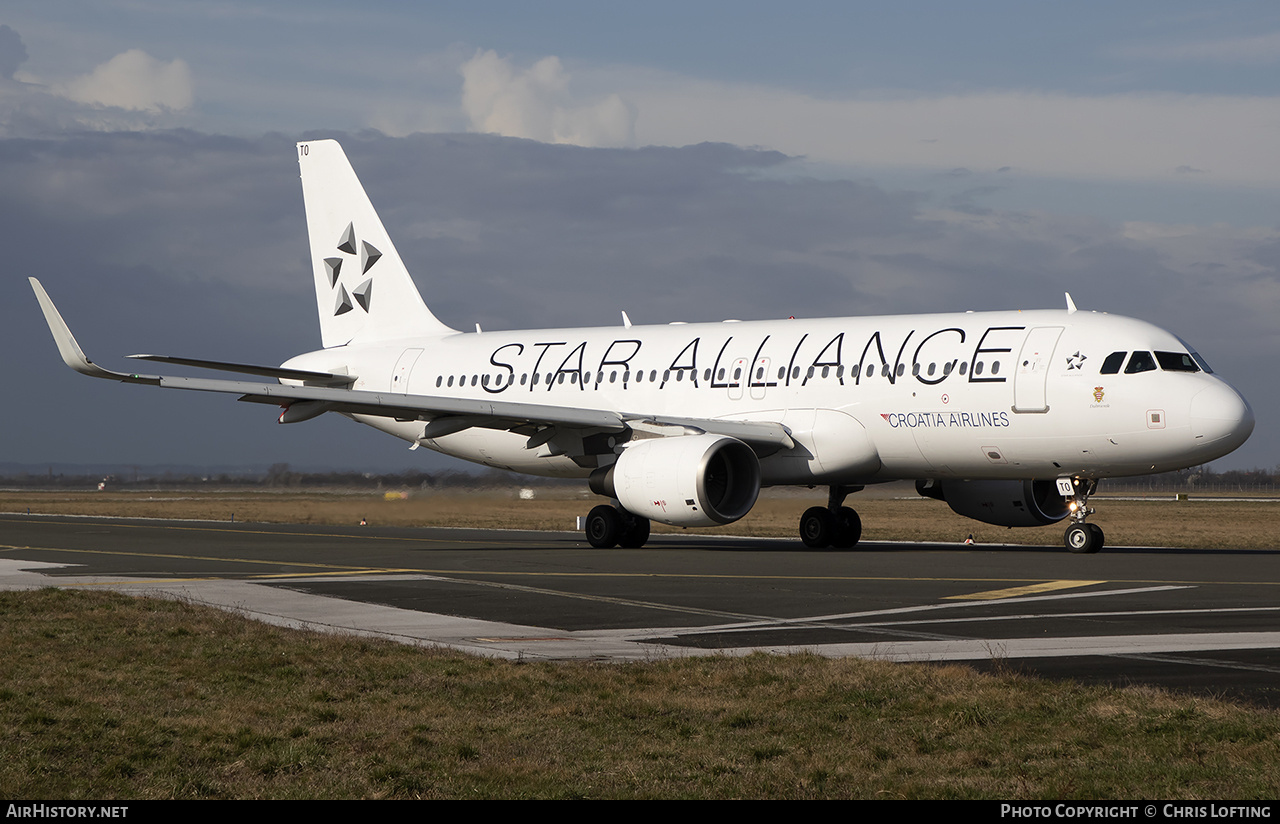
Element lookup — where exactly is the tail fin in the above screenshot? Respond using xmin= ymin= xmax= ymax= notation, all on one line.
xmin=297 ymin=140 xmax=456 ymax=347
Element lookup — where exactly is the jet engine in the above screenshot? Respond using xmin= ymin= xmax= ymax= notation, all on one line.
xmin=590 ymin=434 xmax=761 ymax=527
xmin=916 ymin=479 xmax=1069 ymax=527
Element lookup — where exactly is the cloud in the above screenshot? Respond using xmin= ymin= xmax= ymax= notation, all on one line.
xmin=0 ymin=33 xmax=194 ymax=137
xmin=454 ymin=51 xmax=1280 ymax=186
xmin=627 ymin=84 xmax=1280 ymax=187
xmin=58 ymin=49 xmax=193 ymax=112
xmin=0 ymin=25 xmax=27 ymax=79
xmin=1113 ymin=31 xmax=1280 ymax=64
xmin=460 ymin=50 xmax=635 ymax=147
xmin=4 ymin=131 xmax=1274 ymax=470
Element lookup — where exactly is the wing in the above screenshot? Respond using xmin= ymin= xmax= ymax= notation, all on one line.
xmin=126 ymin=354 xmax=356 ymax=387
xmin=30 ymin=278 xmax=793 ymax=452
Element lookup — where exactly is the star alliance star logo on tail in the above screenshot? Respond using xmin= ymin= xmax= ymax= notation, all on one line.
xmin=322 ymin=222 xmax=380 ymax=316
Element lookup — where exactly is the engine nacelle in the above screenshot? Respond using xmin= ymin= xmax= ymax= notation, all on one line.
xmin=916 ymin=479 xmax=1069 ymax=527
xmin=591 ymin=434 xmax=761 ymax=528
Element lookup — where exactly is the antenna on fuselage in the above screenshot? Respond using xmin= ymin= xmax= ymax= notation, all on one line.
xmin=621 ymin=311 xmax=632 ymax=329
xmin=1065 ymin=293 xmax=1078 ymax=314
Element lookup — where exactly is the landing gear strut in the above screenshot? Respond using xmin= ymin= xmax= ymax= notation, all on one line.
xmin=584 ymin=504 xmax=650 ymax=549
xmin=799 ymin=485 xmax=863 ymax=549
xmin=1059 ymin=477 xmax=1104 ymax=554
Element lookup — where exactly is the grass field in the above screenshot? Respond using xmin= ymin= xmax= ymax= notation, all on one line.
xmin=4 ymin=485 xmax=1278 ymax=798
xmin=3 ymin=588 xmax=1279 ymax=799
xmin=2 ymin=484 xmax=1276 ymax=549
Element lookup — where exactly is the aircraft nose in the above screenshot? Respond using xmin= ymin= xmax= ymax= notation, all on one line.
xmin=1190 ymin=382 xmax=1254 ymax=452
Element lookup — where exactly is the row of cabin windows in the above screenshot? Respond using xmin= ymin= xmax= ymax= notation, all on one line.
xmin=1099 ymin=350 xmax=1208 ymax=376
xmin=432 ymin=360 xmax=1003 ymax=389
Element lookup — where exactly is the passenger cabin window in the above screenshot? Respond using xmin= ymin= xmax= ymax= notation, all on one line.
xmin=1100 ymin=352 xmax=1126 ymax=375
xmin=1125 ymin=351 xmax=1157 ymax=374
xmin=1155 ymin=351 xmax=1200 ymax=373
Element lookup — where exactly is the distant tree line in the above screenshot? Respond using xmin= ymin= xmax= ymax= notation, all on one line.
xmin=3 ymin=463 xmax=1274 ymax=493
xmin=0 ymin=463 xmax=578 ymax=491
xmin=1103 ymin=465 xmax=1277 ymax=493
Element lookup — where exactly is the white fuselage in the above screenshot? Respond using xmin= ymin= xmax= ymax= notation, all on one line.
xmin=283 ymin=307 xmax=1254 ymax=485
xmin=32 ymin=138 xmax=1255 ymax=551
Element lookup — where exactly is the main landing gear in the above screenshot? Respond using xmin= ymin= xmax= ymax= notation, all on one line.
xmin=799 ymin=485 xmax=863 ymax=549
xmin=584 ymin=504 xmax=651 ymax=549
xmin=1059 ymin=477 xmax=1104 ymax=554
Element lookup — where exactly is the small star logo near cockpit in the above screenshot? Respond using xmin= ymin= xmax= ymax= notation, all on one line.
xmin=1066 ymin=351 xmax=1087 ymax=370
xmin=322 ymin=222 xmax=380 ymax=316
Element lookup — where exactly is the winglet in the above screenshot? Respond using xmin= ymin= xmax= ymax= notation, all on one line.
xmin=29 ymin=278 xmax=157 ymax=384
xmin=1065 ymin=292 xmax=1078 ymax=315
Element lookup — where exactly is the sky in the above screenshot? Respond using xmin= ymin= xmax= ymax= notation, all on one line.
xmin=1 ymin=1 xmax=1277 ymax=475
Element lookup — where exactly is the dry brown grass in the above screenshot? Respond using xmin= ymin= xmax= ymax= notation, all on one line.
xmin=2 ymin=486 xmax=1275 ymax=548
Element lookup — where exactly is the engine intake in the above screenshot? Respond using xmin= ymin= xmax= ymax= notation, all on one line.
xmin=591 ymin=434 xmax=761 ymax=527
xmin=916 ymin=479 xmax=1069 ymax=527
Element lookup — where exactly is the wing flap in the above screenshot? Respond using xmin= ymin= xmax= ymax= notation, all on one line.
xmin=155 ymin=374 xmax=630 ymax=431
xmin=33 ymin=277 xmax=794 ymax=451
xmin=128 ymin=354 xmax=355 ymax=386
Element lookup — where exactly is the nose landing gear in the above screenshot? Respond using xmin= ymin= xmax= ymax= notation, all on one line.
xmin=1059 ymin=477 xmax=1104 ymax=554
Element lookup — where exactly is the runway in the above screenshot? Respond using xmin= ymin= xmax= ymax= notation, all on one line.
xmin=3 ymin=513 xmax=1280 ymax=706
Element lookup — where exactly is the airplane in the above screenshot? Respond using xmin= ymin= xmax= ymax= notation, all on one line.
xmin=31 ymin=139 xmax=1255 ymax=554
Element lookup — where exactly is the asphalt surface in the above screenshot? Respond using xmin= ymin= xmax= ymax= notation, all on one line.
xmin=3 ymin=513 xmax=1279 ymax=706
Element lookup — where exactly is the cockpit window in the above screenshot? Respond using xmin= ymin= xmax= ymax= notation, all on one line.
xmin=1124 ymin=351 xmax=1157 ymax=374
xmin=1155 ymin=351 xmax=1200 ymax=373
xmin=1100 ymin=351 xmax=1126 ymax=375
xmin=1175 ymin=335 xmax=1215 ymax=374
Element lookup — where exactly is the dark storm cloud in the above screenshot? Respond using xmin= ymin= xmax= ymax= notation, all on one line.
xmin=0 ymin=25 xmax=27 ymax=79
xmin=8 ymin=130 xmax=924 ymax=468
xmin=330 ymin=133 xmax=927 ymax=330
xmin=5 ymin=130 xmax=1274 ymax=470
xmin=1246 ymin=238 xmax=1280 ymax=272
